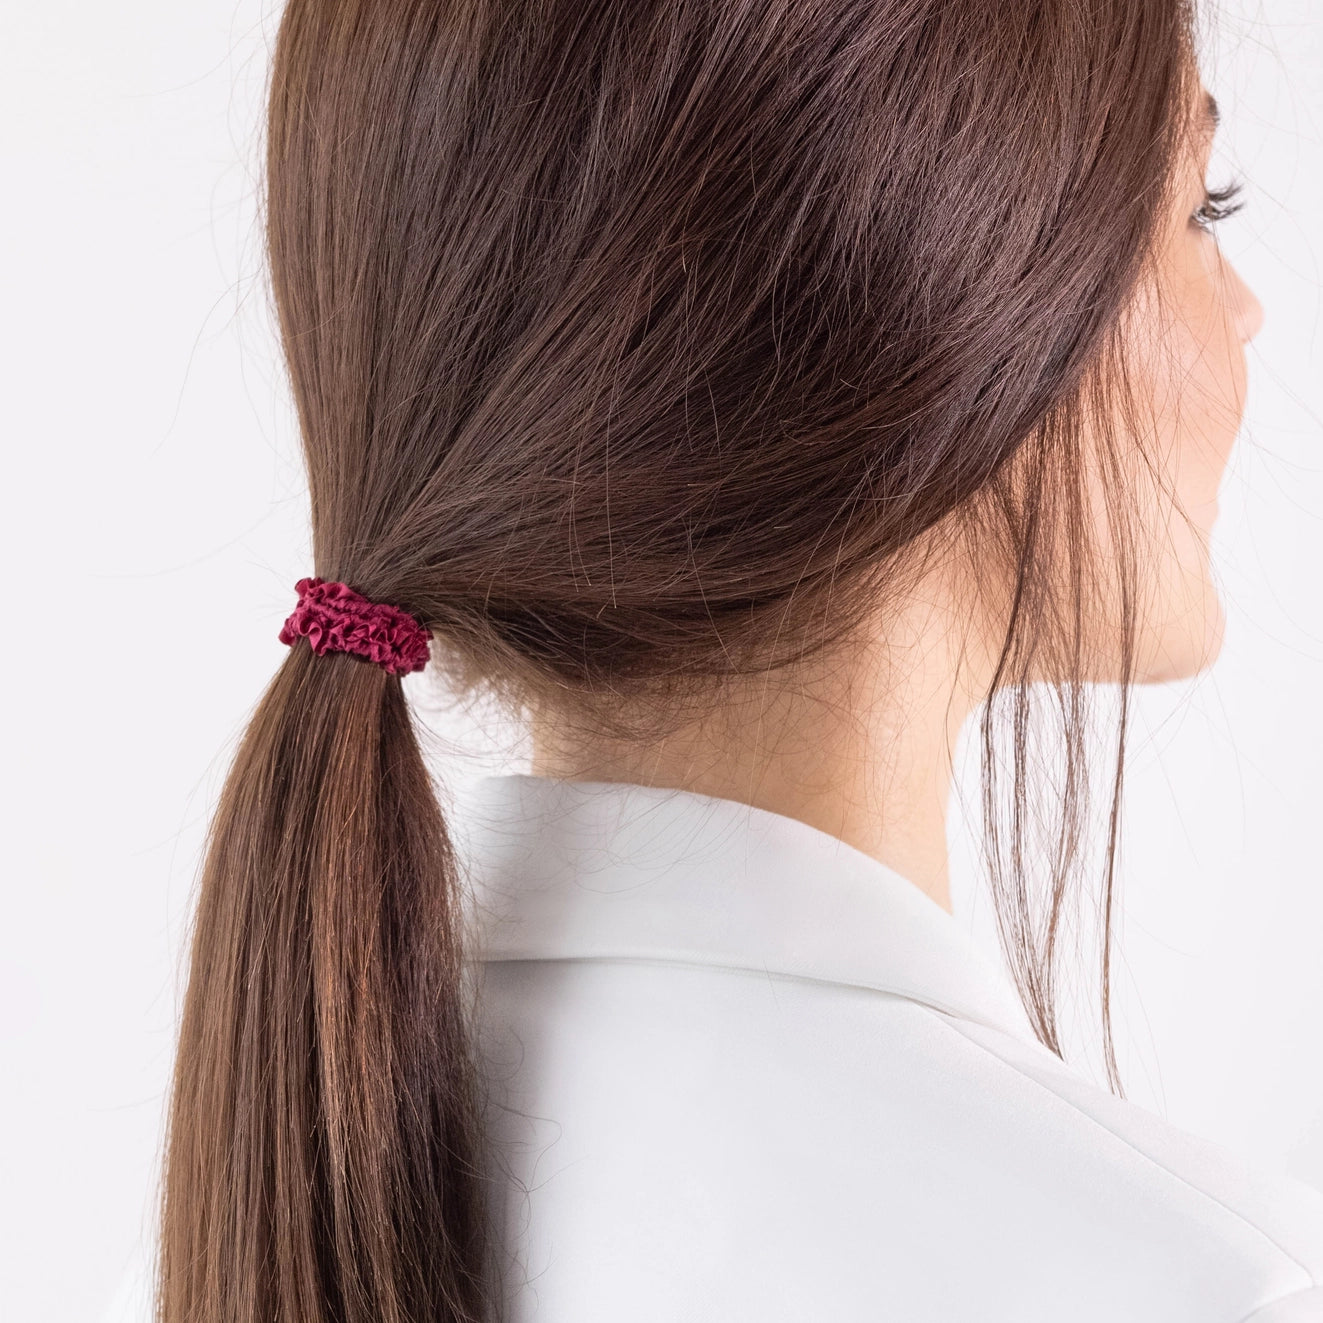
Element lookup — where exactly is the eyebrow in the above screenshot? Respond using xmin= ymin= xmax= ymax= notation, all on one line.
xmin=1202 ymin=90 xmax=1220 ymax=133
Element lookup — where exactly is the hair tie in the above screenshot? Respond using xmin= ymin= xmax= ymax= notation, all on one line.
xmin=278 ymin=577 xmax=432 ymax=677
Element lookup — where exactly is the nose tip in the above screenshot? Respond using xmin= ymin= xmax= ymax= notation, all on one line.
xmin=1231 ymin=263 xmax=1264 ymax=343
xmin=1241 ymin=284 xmax=1265 ymax=343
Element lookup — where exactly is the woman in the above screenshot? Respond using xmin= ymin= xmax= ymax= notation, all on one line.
xmin=151 ymin=0 xmax=1323 ymax=1320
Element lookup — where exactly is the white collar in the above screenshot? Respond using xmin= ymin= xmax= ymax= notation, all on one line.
xmin=452 ymin=772 xmax=1033 ymax=1043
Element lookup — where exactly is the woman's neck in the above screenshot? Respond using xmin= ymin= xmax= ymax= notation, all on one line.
xmin=529 ymin=576 xmax=993 ymax=914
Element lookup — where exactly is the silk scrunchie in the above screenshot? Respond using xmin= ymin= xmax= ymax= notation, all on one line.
xmin=278 ymin=576 xmax=432 ymax=677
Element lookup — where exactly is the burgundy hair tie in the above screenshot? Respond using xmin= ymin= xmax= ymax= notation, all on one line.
xmin=278 ymin=577 xmax=432 ymax=677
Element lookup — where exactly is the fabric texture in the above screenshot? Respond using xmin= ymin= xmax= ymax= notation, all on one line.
xmin=277 ymin=576 xmax=431 ymax=675
xmin=452 ymin=772 xmax=1323 ymax=1322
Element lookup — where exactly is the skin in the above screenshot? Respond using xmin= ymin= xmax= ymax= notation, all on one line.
xmin=530 ymin=82 xmax=1264 ymax=913
xmin=1125 ymin=89 xmax=1264 ymax=682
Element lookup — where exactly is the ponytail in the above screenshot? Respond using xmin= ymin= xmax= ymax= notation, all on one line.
xmin=157 ymin=641 xmax=495 ymax=1321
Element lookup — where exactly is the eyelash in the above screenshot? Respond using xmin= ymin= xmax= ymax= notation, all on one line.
xmin=1192 ymin=176 xmax=1246 ymax=233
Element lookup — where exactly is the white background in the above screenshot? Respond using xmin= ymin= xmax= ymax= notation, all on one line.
xmin=1 ymin=2 xmax=1320 ymax=1319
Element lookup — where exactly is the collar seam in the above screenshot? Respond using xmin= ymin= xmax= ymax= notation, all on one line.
xmin=472 ymin=949 xmax=1026 ymax=1037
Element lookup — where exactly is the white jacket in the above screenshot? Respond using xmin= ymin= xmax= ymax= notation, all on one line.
xmin=102 ymin=771 xmax=1323 ymax=1322
xmin=454 ymin=773 xmax=1323 ymax=1322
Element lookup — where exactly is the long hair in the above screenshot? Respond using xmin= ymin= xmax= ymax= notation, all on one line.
xmin=158 ymin=1 xmax=1207 ymax=1318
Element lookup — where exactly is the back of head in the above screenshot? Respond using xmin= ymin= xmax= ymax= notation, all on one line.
xmin=158 ymin=2 xmax=1202 ymax=1319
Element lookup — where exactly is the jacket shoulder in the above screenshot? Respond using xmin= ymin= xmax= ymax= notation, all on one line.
xmin=475 ymin=956 xmax=1323 ymax=1321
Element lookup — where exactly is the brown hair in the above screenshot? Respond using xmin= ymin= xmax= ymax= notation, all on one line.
xmin=159 ymin=1 xmax=1208 ymax=1318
